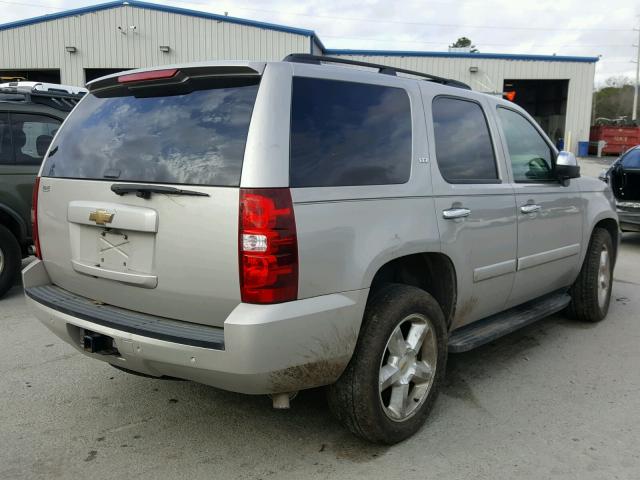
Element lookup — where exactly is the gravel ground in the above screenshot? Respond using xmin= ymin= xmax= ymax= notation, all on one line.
xmin=1 ymin=157 xmax=638 ymax=480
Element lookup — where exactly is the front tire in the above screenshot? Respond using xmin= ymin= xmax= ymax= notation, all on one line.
xmin=566 ymin=228 xmax=614 ymax=322
xmin=0 ymin=224 xmax=21 ymax=299
xmin=327 ymin=284 xmax=448 ymax=444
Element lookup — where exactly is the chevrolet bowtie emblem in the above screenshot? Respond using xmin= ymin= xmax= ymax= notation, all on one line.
xmin=89 ymin=209 xmax=114 ymax=226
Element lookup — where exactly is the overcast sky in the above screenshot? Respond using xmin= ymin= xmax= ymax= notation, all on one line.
xmin=1 ymin=0 xmax=638 ymax=85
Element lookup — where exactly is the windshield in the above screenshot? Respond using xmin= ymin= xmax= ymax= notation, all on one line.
xmin=42 ymin=78 xmax=259 ymax=187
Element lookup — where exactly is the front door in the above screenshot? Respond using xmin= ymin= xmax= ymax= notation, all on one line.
xmin=494 ymin=106 xmax=583 ymax=308
xmin=423 ymin=89 xmax=517 ymax=329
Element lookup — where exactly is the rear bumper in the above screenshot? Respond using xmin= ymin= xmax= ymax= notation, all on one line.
xmin=23 ymin=260 xmax=367 ymax=394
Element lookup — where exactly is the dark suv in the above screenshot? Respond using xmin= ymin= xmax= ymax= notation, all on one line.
xmin=0 ymin=82 xmax=85 ymax=297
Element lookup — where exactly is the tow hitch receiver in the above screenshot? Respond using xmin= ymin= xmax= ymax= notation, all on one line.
xmin=82 ymin=330 xmax=118 ymax=355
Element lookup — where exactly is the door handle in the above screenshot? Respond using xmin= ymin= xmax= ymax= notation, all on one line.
xmin=443 ymin=208 xmax=471 ymax=219
xmin=520 ymin=204 xmax=542 ymax=214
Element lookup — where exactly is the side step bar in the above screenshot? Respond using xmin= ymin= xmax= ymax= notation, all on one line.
xmin=448 ymin=291 xmax=571 ymax=353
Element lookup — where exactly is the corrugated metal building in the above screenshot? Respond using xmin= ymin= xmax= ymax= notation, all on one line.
xmin=0 ymin=0 xmax=598 ymax=151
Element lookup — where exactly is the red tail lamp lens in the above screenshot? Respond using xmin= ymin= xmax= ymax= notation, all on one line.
xmin=239 ymin=188 xmax=298 ymax=304
xmin=118 ymin=69 xmax=178 ymax=83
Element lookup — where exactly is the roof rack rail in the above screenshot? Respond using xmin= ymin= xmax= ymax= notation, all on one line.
xmin=0 ymin=84 xmax=85 ymax=112
xmin=283 ymin=54 xmax=471 ymax=90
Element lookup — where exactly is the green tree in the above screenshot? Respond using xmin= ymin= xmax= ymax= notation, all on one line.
xmin=449 ymin=37 xmax=479 ymax=53
xmin=593 ymin=77 xmax=635 ymax=123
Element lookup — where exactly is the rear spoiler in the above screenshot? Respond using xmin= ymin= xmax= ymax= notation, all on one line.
xmin=87 ymin=62 xmax=265 ymax=93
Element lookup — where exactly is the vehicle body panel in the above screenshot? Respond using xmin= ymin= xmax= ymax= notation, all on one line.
xmin=23 ymin=259 xmax=367 ymax=394
xmin=421 ymin=83 xmax=518 ymax=328
xmin=289 ymin=62 xmax=439 ymax=299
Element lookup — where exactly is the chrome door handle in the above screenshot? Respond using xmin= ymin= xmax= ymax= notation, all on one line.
xmin=443 ymin=208 xmax=471 ymax=219
xmin=521 ymin=204 xmax=542 ymax=214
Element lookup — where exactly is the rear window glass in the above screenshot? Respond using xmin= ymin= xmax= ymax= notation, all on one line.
xmin=290 ymin=77 xmax=412 ymax=188
xmin=42 ymin=78 xmax=259 ymax=186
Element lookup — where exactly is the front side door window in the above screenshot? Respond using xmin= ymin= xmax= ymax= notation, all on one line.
xmin=496 ymin=107 xmax=554 ymax=183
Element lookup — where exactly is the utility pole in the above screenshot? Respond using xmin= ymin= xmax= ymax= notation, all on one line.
xmin=634 ymin=23 xmax=640 ymax=122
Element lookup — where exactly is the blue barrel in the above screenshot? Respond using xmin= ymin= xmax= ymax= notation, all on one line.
xmin=578 ymin=141 xmax=589 ymax=157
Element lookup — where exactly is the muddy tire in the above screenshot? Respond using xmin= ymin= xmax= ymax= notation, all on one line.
xmin=566 ymin=228 xmax=614 ymax=323
xmin=327 ymin=284 xmax=447 ymax=444
xmin=0 ymin=224 xmax=21 ymax=299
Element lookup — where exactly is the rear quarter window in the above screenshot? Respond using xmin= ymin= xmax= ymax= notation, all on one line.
xmin=42 ymin=78 xmax=259 ymax=187
xmin=290 ymin=77 xmax=412 ymax=188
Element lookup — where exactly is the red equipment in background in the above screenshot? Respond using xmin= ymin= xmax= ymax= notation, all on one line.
xmin=590 ymin=126 xmax=640 ymax=156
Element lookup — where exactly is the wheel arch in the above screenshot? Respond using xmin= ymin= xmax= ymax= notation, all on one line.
xmin=368 ymin=252 xmax=457 ymax=328
xmin=0 ymin=203 xmax=27 ymax=245
xmin=593 ymin=217 xmax=619 ymax=264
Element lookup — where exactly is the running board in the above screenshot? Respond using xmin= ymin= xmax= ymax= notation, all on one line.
xmin=448 ymin=292 xmax=571 ymax=353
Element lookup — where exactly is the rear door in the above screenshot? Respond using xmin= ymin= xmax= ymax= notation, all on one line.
xmin=422 ymin=88 xmax=517 ymax=328
xmin=494 ymin=106 xmax=583 ymax=308
xmin=37 ymin=66 xmax=264 ymax=327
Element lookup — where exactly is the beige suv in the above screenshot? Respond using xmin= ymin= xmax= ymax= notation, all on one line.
xmin=24 ymin=56 xmax=619 ymax=443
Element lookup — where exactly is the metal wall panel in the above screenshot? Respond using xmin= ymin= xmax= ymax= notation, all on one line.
xmin=333 ymin=54 xmax=595 ymax=153
xmin=0 ymin=5 xmax=310 ymax=86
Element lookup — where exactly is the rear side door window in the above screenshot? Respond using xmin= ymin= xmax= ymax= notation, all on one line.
xmin=10 ymin=113 xmax=60 ymax=165
xmin=290 ymin=77 xmax=412 ymax=187
xmin=431 ymin=96 xmax=499 ymax=183
xmin=496 ymin=107 xmax=555 ymax=182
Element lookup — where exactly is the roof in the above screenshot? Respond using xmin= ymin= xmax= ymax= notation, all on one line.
xmin=0 ymin=1 xmax=599 ymax=64
xmin=325 ymin=49 xmax=600 ymax=64
xmin=0 ymin=0 xmax=316 ymax=37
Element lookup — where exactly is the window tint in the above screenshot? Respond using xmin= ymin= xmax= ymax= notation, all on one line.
xmin=0 ymin=112 xmax=11 ymax=164
xmin=432 ymin=97 xmax=498 ymax=183
xmin=42 ymin=78 xmax=259 ymax=186
xmin=11 ymin=113 xmax=60 ymax=165
xmin=290 ymin=77 xmax=412 ymax=187
xmin=496 ymin=107 xmax=554 ymax=182
xmin=621 ymin=149 xmax=640 ymax=169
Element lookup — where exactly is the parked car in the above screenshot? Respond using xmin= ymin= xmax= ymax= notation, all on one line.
xmin=599 ymin=146 xmax=640 ymax=232
xmin=23 ymin=56 xmax=619 ymax=444
xmin=0 ymin=81 xmax=85 ymax=297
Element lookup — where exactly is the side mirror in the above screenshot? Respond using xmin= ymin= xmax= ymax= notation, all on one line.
xmin=598 ymin=169 xmax=609 ymax=183
xmin=555 ymin=151 xmax=580 ymax=181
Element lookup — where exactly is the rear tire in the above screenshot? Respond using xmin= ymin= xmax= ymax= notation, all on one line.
xmin=566 ymin=228 xmax=614 ymax=322
xmin=0 ymin=224 xmax=21 ymax=299
xmin=327 ymin=284 xmax=447 ymax=444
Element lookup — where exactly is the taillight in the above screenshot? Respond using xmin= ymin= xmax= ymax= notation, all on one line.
xmin=239 ymin=188 xmax=298 ymax=304
xmin=31 ymin=176 xmax=41 ymax=259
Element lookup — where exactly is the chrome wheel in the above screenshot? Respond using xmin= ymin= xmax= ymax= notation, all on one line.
xmin=378 ymin=313 xmax=437 ymax=422
xmin=0 ymin=246 xmax=4 ymax=274
xmin=597 ymin=244 xmax=611 ymax=309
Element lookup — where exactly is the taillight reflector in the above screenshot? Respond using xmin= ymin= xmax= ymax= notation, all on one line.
xmin=31 ymin=176 xmax=41 ymax=259
xmin=118 ymin=69 xmax=178 ymax=83
xmin=239 ymin=188 xmax=298 ymax=304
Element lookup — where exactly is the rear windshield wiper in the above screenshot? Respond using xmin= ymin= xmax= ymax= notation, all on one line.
xmin=110 ymin=184 xmax=210 ymax=200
